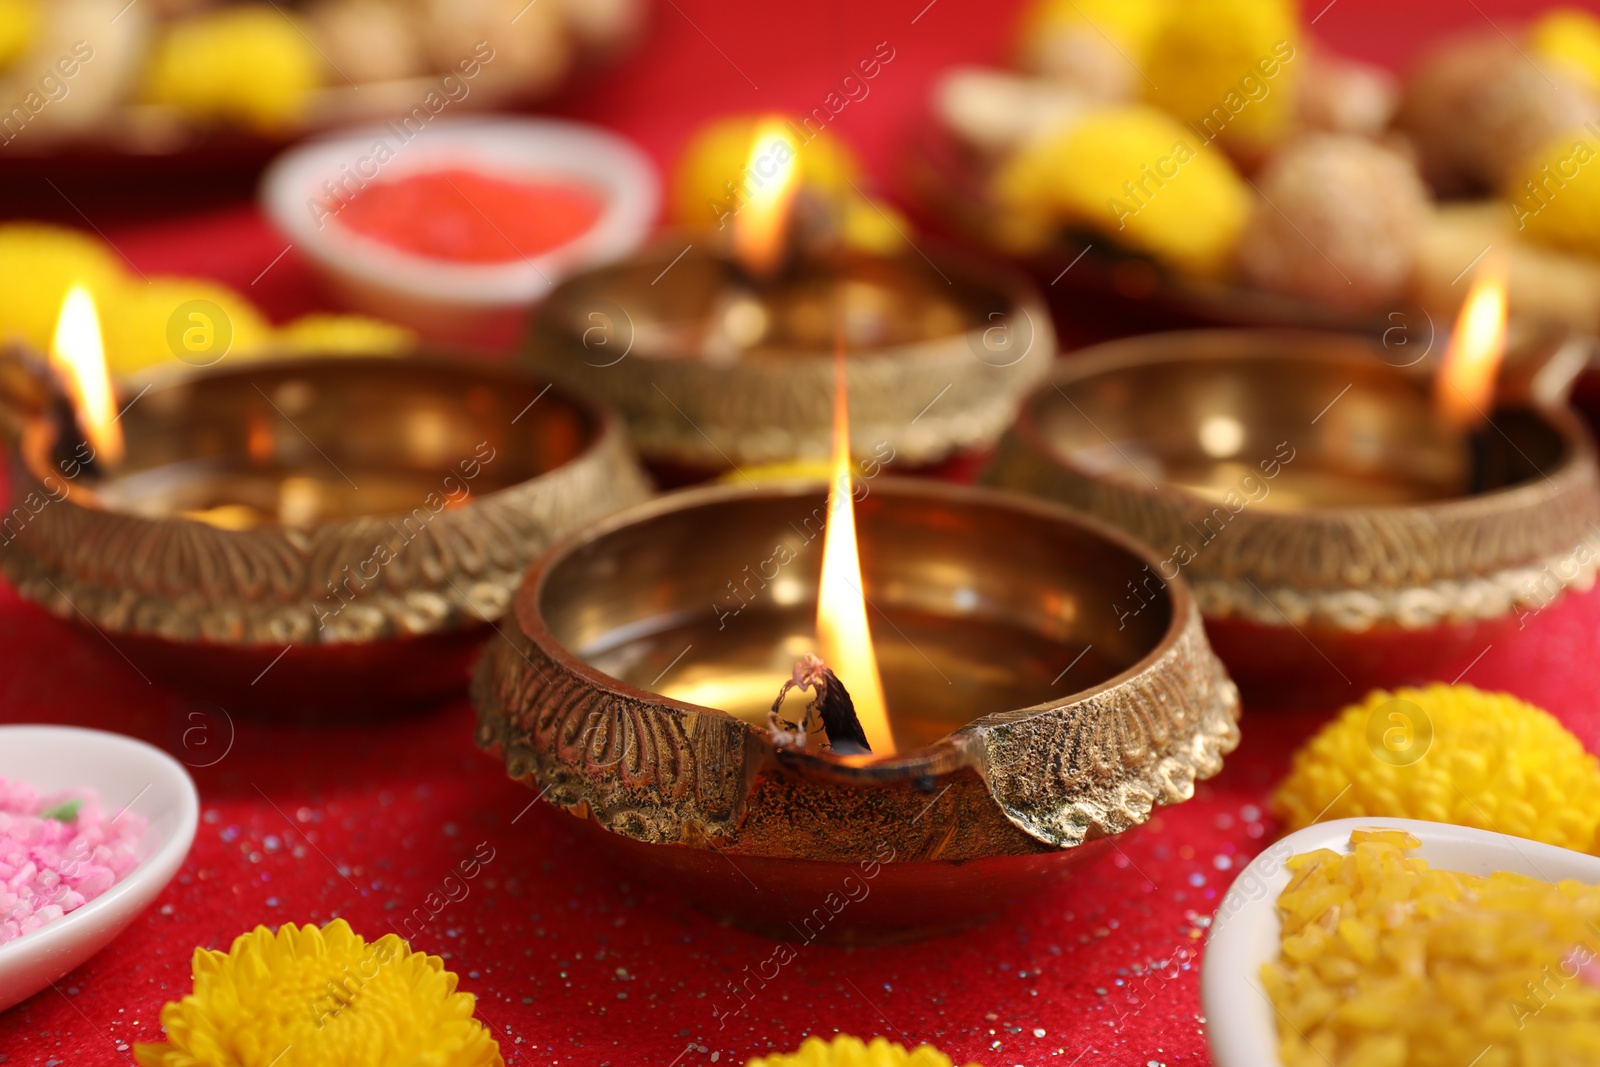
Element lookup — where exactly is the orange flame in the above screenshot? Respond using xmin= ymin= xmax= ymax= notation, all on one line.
xmin=1435 ymin=255 xmax=1508 ymax=431
xmin=815 ymin=343 xmax=895 ymax=756
xmin=50 ymin=285 xmax=124 ymax=468
xmin=732 ymin=118 xmax=801 ymax=277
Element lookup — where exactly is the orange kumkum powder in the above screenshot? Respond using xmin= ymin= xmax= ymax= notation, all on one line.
xmin=337 ymin=169 xmax=603 ymax=264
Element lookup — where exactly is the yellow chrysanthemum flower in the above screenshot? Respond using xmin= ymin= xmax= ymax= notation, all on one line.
xmin=0 ymin=0 xmax=37 ymax=71
xmin=1531 ymin=8 xmax=1600 ymax=92
xmin=272 ymin=313 xmax=417 ymax=356
xmin=1144 ymin=0 xmax=1301 ymax=157
xmin=134 ymin=920 xmax=503 ymax=1067
xmin=142 ymin=6 xmax=320 ymax=133
xmin=1272 ymin=685 xmax=1600 ymax=852
xmin=0 ymin=223 xmax=125 ymax=352
xmin=670 ymin=115 xmax=907 ymax=254
xmin=748 ymin=1035 xmax=980 ymax=1067
xmin=992 ymin=104 xmax=1249 ymax=274
xmin=103 ymin=276 xmax=274 ymax=377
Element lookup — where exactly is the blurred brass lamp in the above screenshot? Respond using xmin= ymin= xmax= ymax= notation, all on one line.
xmin=520 ymin=120 xmax=1054 ymax=482
xmin=985 ymin=324 xmax=1600 ymax=702
xmin=0 ymin=330 xmax=648 ymax=712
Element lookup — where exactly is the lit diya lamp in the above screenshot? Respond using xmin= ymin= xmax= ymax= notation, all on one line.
xmin=473 ymin=351 xmax=1241 ymax=941
xmin=0 ymin=287 xmax=648 ymax=711
xmin=519 ymin=117 xmax=1055 ymax=480
xmin=987 ymin=259 xmax=1600 ymax=701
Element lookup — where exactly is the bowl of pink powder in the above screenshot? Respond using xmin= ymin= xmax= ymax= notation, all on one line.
xmin=0 ymin=725 xmax=198 ymax=1012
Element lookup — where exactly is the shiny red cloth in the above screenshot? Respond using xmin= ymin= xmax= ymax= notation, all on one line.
xmin=3 ymin=2 xmax=1598 ymax=1064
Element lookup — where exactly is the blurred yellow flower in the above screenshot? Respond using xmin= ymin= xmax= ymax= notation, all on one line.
xmin=1013 ymin=0 xmax=1171 ymax=75
xmin=1272 ymin=684 xmax=1600 ymax=853
xmin=1144 ymin=0 xmax=1301 ymax=157
xmin=0 ymin=0 xmax=37 ymax=71
xmin=1531 ymin=7 xmax=1600 ymax=92
xmin=102 ymin=276 xmax=272 ymax=376
xmin=142 ymin=6 xmax=320 ymax=133
xmin=134 ymin=919 xmax=503 ymax=1067
xmin=749 ymin=1035 xmax=979 ymax=1067
xmin=0 ymin=223 xmax=124 ymax=353
xmin=670 ymin=114 xmax=907 ymax=254
xmin=992 ymin=103 xmax=1249 ymax=275
xmin=1506 ymin=127 xmax=1600 ymax=257
xmin=0 ymin=223 xmax=418 ymax=382
xmin=273 ymin=313 xmax=416 ymax=356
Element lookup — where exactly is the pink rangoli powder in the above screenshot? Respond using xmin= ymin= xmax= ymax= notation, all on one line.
xmin=0 ymin=777 xmax=145 ymax=945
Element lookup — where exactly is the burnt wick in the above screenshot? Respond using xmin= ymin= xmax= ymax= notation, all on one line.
xmin=768 ymin=652 xmax=872 ymax=756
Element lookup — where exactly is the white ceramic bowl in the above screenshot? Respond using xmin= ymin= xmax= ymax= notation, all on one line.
xmin=1202 ymin=816 xmax=1600 ymax=1067
xmin=0 ymin=725 xmax=199 ymax=1012
xmin=260 ymin=116 xmax=659 ymax=342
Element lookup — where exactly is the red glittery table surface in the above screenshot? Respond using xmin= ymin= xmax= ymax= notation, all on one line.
xmin=5 ymin=2 xmax=1600 ymax=1064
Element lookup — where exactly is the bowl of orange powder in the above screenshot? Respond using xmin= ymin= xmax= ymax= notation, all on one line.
xmin=262 ymin=117 xmax=658 ymax=347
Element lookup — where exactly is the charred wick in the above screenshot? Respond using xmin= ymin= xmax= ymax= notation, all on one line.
xmin=770 ymin=653 xmax=873 ymax=756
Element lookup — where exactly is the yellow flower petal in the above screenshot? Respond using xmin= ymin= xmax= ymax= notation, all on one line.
xmin=748 ymin=1035 xmax=982 ymax=1067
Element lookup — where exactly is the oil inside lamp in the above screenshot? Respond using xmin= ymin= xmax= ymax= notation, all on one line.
xmin=49 ymin=285 xmax=124 ymax=469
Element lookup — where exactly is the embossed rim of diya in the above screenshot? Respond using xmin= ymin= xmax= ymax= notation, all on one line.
xmin=473 ymin=479 xmax=1240 ymax=863
xmin=0 ymin=353 xmax=650 ymax=649
xmin=987 ymin=329 xmax=1600 ymax=633
xmin=519 ymin=240 xmax=1057 ymax=468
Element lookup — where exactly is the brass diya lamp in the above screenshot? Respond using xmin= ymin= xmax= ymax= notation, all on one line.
xmin=987 ymin=263 xmax=1600 ymax=700
xmin=474 ymin=376 xmax=1240 ymax=941
xmin=520 ymin=119 xmax=1054 ymax=478
xmin=0 ymin=288 xmax=648 ymax=711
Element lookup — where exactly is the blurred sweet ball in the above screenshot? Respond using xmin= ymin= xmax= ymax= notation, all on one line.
xmin=1272 ymin=684 xmax=1600 ymax=853
xmin=0 ymin=0 xmax=644 ymax=151
xmin=1398 ymin=16 xmax=1594 ymax=197
xmin=920 ymin=0 xmax=1600 ymax=333
xmin=0 ymin=221 xmax=416 ymax=376
xmin=1237 ymin=134 xmax=1428 ymax=312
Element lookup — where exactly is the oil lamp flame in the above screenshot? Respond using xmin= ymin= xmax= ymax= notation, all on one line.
xmin=815 ymin=354 xmax=895 ymax=756
xmin=49 ymin=285 xmax=124 ymax=468
xmin=732 ymin=119 xmax=801 ymax=277
xmin=1435 ymin=255 xmax=1508 ymax=431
